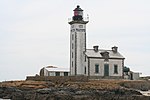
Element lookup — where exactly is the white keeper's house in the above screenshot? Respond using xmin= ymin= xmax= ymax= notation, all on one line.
xmin=69 ymin=5 xmax=125 ymax=79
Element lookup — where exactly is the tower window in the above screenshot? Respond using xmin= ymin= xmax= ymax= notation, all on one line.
xmin=72 ymin=43 xmax=73 ymax=49
xmin=79 ymin=25 xmax=83 ymax=28
xmin=95 ymin=64 xmax=99 ymax=73
xmin=72 ymin=61 xmax=73 ymax=67
xmin=114 ymin=64 xmax=118 ymax=74
xmin=71 ymin=25 xmax=74 ymax=28
xmin=72 ymin=52 xmax=73 ymax=58
xmin=72 ymin=34 xmax=74 ymax=40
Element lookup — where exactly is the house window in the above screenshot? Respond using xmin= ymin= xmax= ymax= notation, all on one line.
xmin=95 ymin=64 xmax=99 ymax=73
xmin=114 ymin=64 xmax=118 ymax=74
xmin=84 ymin=66 xmax=86 ymax=74
xmin=55 ymin=72 xmax=60 ymax=76
xmin=64 ymin=72 xmax=68 ymax=76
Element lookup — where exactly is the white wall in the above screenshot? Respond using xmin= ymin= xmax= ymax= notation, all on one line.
xmin=88 ymin=58 xmax=123 ymax=76
xmin=44 ymin=68 xmax=49 ymax=76
xmin=47 ymin=71 xmax=70 ymax=76
xmin=109 ymin=59 xmax=123 ymax=76
xmin=132 ymin=72 xmax=140 ymax=80
xmin=70 ymin=23 xmax=87 ymax=75
xmin=89 ymin=58 xmax=104 ymax=76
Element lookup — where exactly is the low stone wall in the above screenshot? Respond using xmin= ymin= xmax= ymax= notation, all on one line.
xmin=89 ymin=76 xmax=123 ymax=80
xmin=26 ymin=76 xmax=89 ymax=83
xmin=26 ymin=76 xmax=124 ymax=83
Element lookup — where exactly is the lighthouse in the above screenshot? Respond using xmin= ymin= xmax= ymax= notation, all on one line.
xmin=38 ymin=5 xmax=125 ymax=79
xmin=69 ymin=5 xmax=89 ymax=75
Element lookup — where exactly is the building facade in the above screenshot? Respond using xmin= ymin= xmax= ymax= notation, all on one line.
xmin=69 ymin=6 xmax=125 ymax=78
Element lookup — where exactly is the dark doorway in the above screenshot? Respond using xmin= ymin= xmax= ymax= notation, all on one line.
xmin=104 ymin=64 xmax=109 ymax=76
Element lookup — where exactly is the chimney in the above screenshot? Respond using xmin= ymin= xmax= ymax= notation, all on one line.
xmin=112 ymin=46 xmax=118 ymax=53
xmin=93 ymin=45 xmax=99 ymax=52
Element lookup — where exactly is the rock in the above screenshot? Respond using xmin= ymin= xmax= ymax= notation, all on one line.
xmin=12 ymin=92 xmax=24 ymax=100
xmin=36 ymin=88 xmax=53 ymax=94
xmin=1 ymin=80 xmax=150 ymax=100
xmin=0 ymin=87 xmax=149 ymax=100
xmin=0 ymin=87 xmax=23 ymax=99
xmin=120 ymin=80 xmax=150 ymax=91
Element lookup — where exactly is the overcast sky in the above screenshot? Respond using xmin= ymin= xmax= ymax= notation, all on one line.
xmin=0 ymin=0 xmax=150 ymax=81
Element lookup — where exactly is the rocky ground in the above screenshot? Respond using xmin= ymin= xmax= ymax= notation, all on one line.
xmin=0 ymin=80 xmax=150 ymax=100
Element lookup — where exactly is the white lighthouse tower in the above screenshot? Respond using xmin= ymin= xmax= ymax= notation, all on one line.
xmin=69 ymin=5 xmax=88 ymax=75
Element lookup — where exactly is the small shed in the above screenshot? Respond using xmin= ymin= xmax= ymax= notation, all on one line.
xmin=131 ymin=72 xmax=140 ymax=80
xmin=40 ymin=66 xmax=70 ymax=76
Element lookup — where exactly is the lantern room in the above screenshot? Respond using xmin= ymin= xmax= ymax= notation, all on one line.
xmin=74 ymin=5 xmax=83 ymax=16
xmin=73 ymin=5 xmax=83 ymax=21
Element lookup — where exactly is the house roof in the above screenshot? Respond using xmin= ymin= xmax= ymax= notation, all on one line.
xmin=85 ymin=49 xmax=125 ymax=59
xmin=45 ymin=67 xmax=70 ymax=72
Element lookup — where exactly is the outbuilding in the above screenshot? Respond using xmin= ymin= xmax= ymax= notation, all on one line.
xmin=40 ymin=66 xmax=70 ymax=76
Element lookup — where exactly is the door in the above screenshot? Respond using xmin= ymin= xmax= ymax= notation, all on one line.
xmin=104 ymin=64 xmax=109 ymax=76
